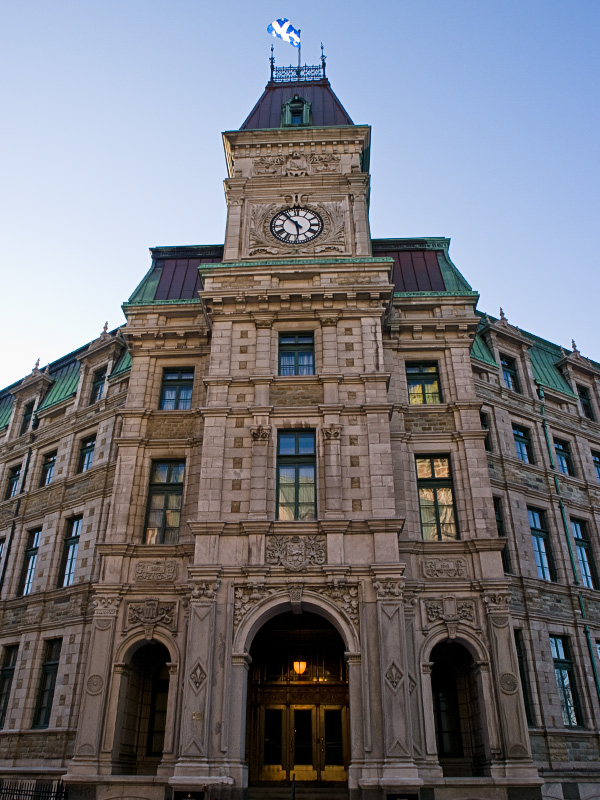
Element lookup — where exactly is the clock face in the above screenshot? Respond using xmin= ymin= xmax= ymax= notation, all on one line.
xmin=270 ymin=207 xmax=323 ymax=244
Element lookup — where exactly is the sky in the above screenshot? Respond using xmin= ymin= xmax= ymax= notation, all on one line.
xmin=1 ymin=0 xmax=599 ymax=388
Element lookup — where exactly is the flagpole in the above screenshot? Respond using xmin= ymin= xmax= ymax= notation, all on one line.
xmin=298 ymin=29 xmax=301 ymax=71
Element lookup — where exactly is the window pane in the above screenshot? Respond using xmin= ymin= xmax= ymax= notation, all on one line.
xmin=423 ymin=380 xmax=440 ymax=404
xmin=178 ymin=388 xmax=192 ymax=409
xmin=416 ymin=458 xmax=432 ymax=479
xmin=152 ymin=464 xmax=170 ymax=483
xmin=297 ymin=353 xmax=314 ymax=375
xmin=161 ymin=388 xmax=176 ymax=410
xmin=278 ymin=434 xmax=296 ymax=455
xmin=408 ymin=383 xmax=424 ymax=404
xmin=298 ymin=434 xmax=315 ymax=455
xmin=169 ymin=463 xmax=185 ymax=483
xmin=166 ymin=493 xmax=182 ymax=510
xmin=433 ymin=458 xmax=450 ymax=478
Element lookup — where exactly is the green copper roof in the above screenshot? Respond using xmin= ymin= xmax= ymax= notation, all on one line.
xmin=38 ymin=361 xmax=81 ymax=411
xmin=526 ymin=338 xmax=576 ymax=397
xmin=471 ymin=333 xmax=497 ymax=366
xmin=436 ymin=249 xmax=474 ymax=294
xmin=109 ymin=349 xmax=131 ymax=379
xmin=0 ymin=394 xmax=13 ymax=430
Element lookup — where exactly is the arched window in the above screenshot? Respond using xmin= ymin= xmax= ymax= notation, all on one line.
xmin=114 ymin=641 xmax=171 ymax=775
xmin=430 ymin=641 xmax=487 ymax=777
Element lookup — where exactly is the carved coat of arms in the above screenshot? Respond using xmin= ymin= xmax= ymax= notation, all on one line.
xmin=266 ymin=534 xmax=326 ymax=571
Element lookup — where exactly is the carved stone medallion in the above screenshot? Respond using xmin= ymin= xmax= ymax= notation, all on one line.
xmin=499 ymin=672 xmax=518 ymax=693
xmin=266 ymin=534 xmax=326 ymax=571
xmin=422 ymin=557 xmax=467 ymax=580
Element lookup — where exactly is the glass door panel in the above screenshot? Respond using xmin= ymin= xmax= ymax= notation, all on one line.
xmin=319 ymin=706 xmax=347 ymax=782
xmin=259 ymin=707 xmax=286 ymax=781
xmin=290 ymin=706 xmax=317 ymax=781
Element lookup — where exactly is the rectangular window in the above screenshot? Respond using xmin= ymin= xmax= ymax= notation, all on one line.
xmin=513 ymin=425 xmax=533 ymax=464
xmin=500 ymin=354 xmax=521 ymax=393
xmin=572 ymin=519 xmax=597 ymax=590
xmin=554 ymin=439 xmax=575 ymax=476
xmin=89 ymin=367 xmax=107 ymax=405
xmin=77 ymin=436 xmax=96 ymax=473
xmin=279 ymin=335 xmax=315 ymax=377
xmin=514 ymin=631 xmax=533 ymax=725
xmin=145 ymin=462 xmax=185 ymax=544
xmin=58 ymin=517 xmax=82 ymax=588
xmin=493 ymin=497 xmax=511 ymax=573
xmin=593 ymin=452 xmax=600 ymax=482
xmin=577 ymin=385 xmax=594 ymax=421
xmin=0 ymin=645 xmax=18 ymax=729
xmin=18 ymin=528 xmax=42 ymax=596
xmin=39 ymin=451 xmax=57 ymax=488
xmin=416 ymin=456 xmax=458 ymax=541
xmin=160 ymin=369 xmax=194 ymax=410
xmin=528 ymin=508 xmax=555 ymax=581
xmin=32 ymin=639 xmax=62 ymax=729
xmin=5 ymin=465 xmax=21 ymax=499
xmin=20 ymin=402 xmax=35 ymax=435
xmin=550 ymin=636 xmax=582 ymax=727
xmin=406 ymin=362 xmax=441 ymax=405
xmin=277 ymin=431 xmax=316 ymax=520
xmin=0 ymin=538 xmax=5 ymax=565
xmin=480 ymin=412 xmax=492 ymax=451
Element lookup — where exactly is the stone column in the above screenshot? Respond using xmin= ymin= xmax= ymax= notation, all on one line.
xmin=67 ymin=593 xmax=121 ymax=776
xmin=371 ymin=568 xmax=419 ymax=782
xmin=198 ymin=410 xmax=228 ymax=519
xmin=253 ymin=317 xmax=274 ymax=375
xmin=248 ymin=424 xmax=271 ymax=520
xmin=483 ymin=591 xmax=536 ymax=777
xmin=173 ymin=576 xmax=221 ymax=780
xmin=364 ymin=408 xmax=396 ymax=518
xmin=319 ymin=315 xmax=339 ymax=373
xmin=322 ymin=420 xmax=343 ymax=518
xmin=157 ymin=662 xmax=180 ymax=775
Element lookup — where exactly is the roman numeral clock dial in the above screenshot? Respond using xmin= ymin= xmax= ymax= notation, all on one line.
xmin=270 ymin=207 xmax=323 ymax=244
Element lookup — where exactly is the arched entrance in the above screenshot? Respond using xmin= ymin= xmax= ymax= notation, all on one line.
xmin=113 ymin=641 xmax=171 ymax=775
xmin=430 ymin=640 xmax=487 ymax=777
xmin=246 ymin=610 xmax=349 ymax=787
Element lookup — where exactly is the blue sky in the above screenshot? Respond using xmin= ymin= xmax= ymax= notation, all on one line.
xmin=1 ymin=0 xmax=598 ymax=387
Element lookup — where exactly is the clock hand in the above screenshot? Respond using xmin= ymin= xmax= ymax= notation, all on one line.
xmin=282 ymin=212 xmax=302 ymax=233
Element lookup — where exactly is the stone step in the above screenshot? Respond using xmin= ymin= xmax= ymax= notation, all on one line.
xmin=246 ymin=786 xmax=349 ymax=800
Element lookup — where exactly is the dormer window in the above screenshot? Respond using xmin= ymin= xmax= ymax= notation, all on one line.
xmin=281 ymin=95 xmax=312 ymax=127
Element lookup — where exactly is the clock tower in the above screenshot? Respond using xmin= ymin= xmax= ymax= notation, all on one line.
xmin=221 ymin=59 xmax=372 ymax=261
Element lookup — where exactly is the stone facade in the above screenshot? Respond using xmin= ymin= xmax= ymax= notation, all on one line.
xmin=0 ymin=68 xmax=599 ymax=800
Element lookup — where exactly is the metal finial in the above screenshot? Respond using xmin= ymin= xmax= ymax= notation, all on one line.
xmin=270 ymin=44 xmax=275 ymax=79
xmin=321 ymin=42 xmax=327 ymax=78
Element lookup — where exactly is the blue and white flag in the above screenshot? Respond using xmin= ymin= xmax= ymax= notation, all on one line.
xmin=267 ymin=18 xmax=301 ymax=48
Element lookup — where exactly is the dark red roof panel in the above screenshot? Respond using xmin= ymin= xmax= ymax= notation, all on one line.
xmin=374 ymin=249 xmax=446 ymax=293
xmin=241 ymin=79 xmax=354 ymax=130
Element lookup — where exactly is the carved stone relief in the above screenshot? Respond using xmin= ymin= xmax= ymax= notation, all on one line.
xmin=251 ymin=153 xmax=340 ymax=178
xmin=189 ymin=662 xmax=207 ymax=692
xmin=322 ymin=424 xmax=342 ymax=441
xmin=373 ymin=579 xmax=404 ymax=600
xmin=266 ymin=534 xmax=326 ymax=571
xmin=422 ymin=557 xmax=467 ymax=580
xmin=422 ymin=596 xmax=477 ymax=628
xmin=318 ymin=582 xmax=360 ymax=626
xmin=86 ymin=675 xmax=104 ymax=695
xmin=499 ymin=672 xmax=518 ymax=693
xmin=385 ymin=662 xmax=403 ymax=691
xmin=124 ymin=598 xmax=177 ymax=637
xmin=250 ymin=425 xmax=271 ymax=441
xmin=233 ymin=583 xmax=278 ymax=628
xmin=135 ymin=560 xmax=176 ymax=582
xmin=92 ymin=595 xmax=121 ymax=617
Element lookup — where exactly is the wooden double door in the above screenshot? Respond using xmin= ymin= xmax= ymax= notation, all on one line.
xmin=258 ymin=702 xmax=348 ymax=783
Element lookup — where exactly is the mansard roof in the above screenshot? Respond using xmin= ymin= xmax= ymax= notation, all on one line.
xmin=240 ymin=78 xmax=354 ymax=130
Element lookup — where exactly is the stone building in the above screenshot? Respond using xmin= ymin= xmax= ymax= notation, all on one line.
xmin=1 ymin=59 xmax=600 ymax=800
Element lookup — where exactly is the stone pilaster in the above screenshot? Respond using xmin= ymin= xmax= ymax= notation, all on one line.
xmin=68 ymin=593 xmax=121 ymax=775
xmin=173 ymin=574 xmax=221 ymax=778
